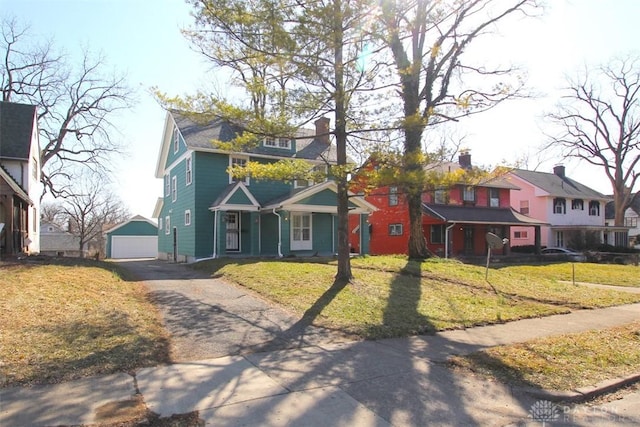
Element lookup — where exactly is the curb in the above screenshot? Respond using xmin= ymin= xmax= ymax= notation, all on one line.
xmin=516 ymin=372 xmax=640 ymax=403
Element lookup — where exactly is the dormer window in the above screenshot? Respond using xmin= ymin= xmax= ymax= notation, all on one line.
xmin=173 ymin=127 xmax=180 ymax=153
xmin=553 ymin=198 xmax=566 ymax=214
xmin=434 ymin=189 xmax=447 ymax=204
xmin=589 ymin=201 xmax=600 ymax=216
xmin=264 ymin=137 xmax=291 ymax=149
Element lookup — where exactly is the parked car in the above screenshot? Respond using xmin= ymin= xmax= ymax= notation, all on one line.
xmin=541 ymin=247 xmax=587 ymax=262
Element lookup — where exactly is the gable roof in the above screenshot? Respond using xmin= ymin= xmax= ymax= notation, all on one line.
xmin=0 ymin=101 xmax=37 ymax=160
xmin=262 ymin=180 xmax=377 ymax=214
xmin=104 ymin=215 xmax=158 ymax=234
xmin=422 ymin=203 xmax=548 ymax=226
xmin=210 ymin=181 xmax=261 ymax=211
xmin=156 ymin=110 xmax=338 ymax=177
xmin=509 ymin=168 xmax=608 ymax=200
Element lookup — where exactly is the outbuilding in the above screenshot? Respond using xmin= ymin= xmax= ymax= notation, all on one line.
xmin=105 ymin=215 xmax=158 ymax=259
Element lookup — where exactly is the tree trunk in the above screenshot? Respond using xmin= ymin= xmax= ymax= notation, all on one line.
xmin=332 ymin=0 xmax=352 ymax=281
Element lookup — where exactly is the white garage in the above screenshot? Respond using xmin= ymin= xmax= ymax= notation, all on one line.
xmin=110 ymin=235 xmax=158 ymax=259
xmin=106 ymin=215 xmax=158 ymax=259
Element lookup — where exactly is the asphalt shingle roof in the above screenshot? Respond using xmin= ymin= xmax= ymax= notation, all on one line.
xmin=510 ymin=168 xmax=607 ymax=199
xmin=422 ymin=203 xmax=547 ymax=226
xmin=171 ymin=111 xmax=337 ymax=162
xmin=0 ymin=101 xmax=37 ymax=160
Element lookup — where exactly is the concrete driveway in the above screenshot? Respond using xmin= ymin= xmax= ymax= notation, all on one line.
xmin=115 ymin=259 xmax=352 ymax=362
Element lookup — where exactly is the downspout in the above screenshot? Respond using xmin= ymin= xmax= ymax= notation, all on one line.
xmin=272 ymin=208 xmax=283 ymax=258
xmin=212 ymin=209 xmax=218 ymax=259
xmin=445 ymin=222 xmax=456 ymax=259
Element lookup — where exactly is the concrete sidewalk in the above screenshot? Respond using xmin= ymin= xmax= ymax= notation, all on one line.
xmin=2 ymin=303 xmax=640 ymax=426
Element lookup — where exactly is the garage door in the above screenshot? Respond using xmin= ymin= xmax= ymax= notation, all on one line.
xmin=111 ymin=236 xmax=158 ymax=259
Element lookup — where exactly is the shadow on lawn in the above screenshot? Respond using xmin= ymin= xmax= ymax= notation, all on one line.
xmin=2 ymin=311 xmax=170 ymax=387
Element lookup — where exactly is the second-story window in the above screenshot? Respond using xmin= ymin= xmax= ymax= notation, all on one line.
xmin=572 ymin=199 xmax=584 ymax=210
xmin=520 ymin=200 xmax=529 ymax=215
xmin=589 ymin=201 xmax=600 ymax=216
xmin=462 ymin=186 xmax=475 ymax=203
xmin=165 ymin=174 xmax=170 ymax=196
xmin=488 ymin=188 xmax=500 ymax=207
xmin=389 ymin=186 xmax=398 ymax=206
xmin=185 ymin=157 xmax=192 ymax=185
xmin=171 ymin=176 xmax=177 ymax=202
xmin=553 ymin=198 xmax=566 ymax=214
xmin=434 ymin=188 xmax=447 ymax=204
xmin=229 ymin=156 xmax=250 ymax=185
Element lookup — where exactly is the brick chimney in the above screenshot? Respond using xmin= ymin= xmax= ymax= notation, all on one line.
xmin=553 ymin=164 xmax=565 ymax=178
xmin=314 ymin=117 xmax=330 ymax=144
xmin=458 ymin=149 xmax=472 ymax=169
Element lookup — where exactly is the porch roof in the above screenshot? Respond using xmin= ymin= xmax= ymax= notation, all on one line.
xmin=422 ymin=203 xmax=548 ymax=226
xmin=0 ymin=166 xmax=33 ymax=205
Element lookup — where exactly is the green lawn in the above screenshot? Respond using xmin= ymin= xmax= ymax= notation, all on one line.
xmin=499 ymin=262 xmax=640 ymax=287
xmin=193 ymin=256 xmax=640 ymax=339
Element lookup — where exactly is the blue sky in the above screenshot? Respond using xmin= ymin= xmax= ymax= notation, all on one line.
xmin=2 ymin=0 xmax=639 ymax=217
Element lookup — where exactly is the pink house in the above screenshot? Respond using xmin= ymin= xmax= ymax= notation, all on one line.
xmin=506 ymin=166 xmax=627 ymax=249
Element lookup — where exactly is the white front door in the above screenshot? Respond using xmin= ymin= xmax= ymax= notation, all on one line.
xmin=226 ymin=212 xmax=240 ymax=251
xmin=290 ymin=212 xmax=312 ymax=250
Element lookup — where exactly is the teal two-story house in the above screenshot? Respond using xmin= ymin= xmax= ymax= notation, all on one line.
xmin=153 ymin=110 xmax=375 ymax=263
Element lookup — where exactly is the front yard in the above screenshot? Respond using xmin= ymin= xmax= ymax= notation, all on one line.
xmin=1 ymin=255 xmax=638 ymax=391
xmin=0 ymin=258 xmax=170 ymax=387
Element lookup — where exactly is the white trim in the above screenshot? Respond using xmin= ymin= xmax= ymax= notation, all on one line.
xmin=165 ymin=216 xmax=171 ymax=234
xmin=185 ymin=155 xmax=192 ymax=186
xmin=171 ymin=176 xmax=177 ymax=202
xmin=185 ymin=210 xmax=191 ymax=226
xmin=290 ymin=212 xmax=312 ymax=250
xmin=165 ymin=150 xmax=194 ymax=176
xmin=173 ymin=126 xmax=180 ymax=153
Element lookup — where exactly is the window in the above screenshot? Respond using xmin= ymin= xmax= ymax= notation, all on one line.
xmin=434 ymin=189 xmax=447 ymax=204
xmin=229 ymin=156 xmax=250 ymax=185
xmin=571 ymin=199 xmax=584 ymax=210
xmin=185 ymin=157 xmax=192 ymax=185
xmin=389 ymin=186 xmax=398 ymax=206
xmin=462 ymin=186 xmax=475 ymax=203
xmin=589 ymin=201 xmax=600 ymax=216
xmin=519 ymin=200 xmax=529 ymax=215
xmin=553 ymin=198 xmax=566 ymax=214
xmin=514 ymin=231 xmax=528 ymax=239
xmin=171 ymin=176 xmax=177 ymax=202
xmin=264 ymin=137 xmax=291 ymax=149
xmin=165 ymin=174 xmax=170 ymax=197
xmin=173 ymin=127 xmax=180 ymax=153
xmin=165 ymin=216 xmax=170 ymax=234
xmin=32 ymin=157 xmax=38 ymax=180
xmin=555 ymin=231 xmax=564 ymax=247
xmin=185 ymin=210 xmax=191 ymax=226
xmin=625 ymin=217 xmax=638 ymax=227
xmin=32 ymin=207 xmax=37 ymax=232
xmin=291 ymin=213 xmax=312 ymax=250
xmin=488 ymin=188 xmax=500 ymax=207
xmin=294 ymin=164 xmax=327 ymax=188
xmin=389 ymin=223 xmax=403 ymax=236
xmin=159 ymin=218 xmax=163 ymax=230
xmin=430 ymin=225 xmax=444 ymax=244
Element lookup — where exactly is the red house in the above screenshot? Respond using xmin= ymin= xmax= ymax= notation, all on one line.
xmin=350 ymin=152 xmax=545 ymax=257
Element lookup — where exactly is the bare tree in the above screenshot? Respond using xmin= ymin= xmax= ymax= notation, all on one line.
xmin=1 ymin=18 xmax=135 ymax=198
xmin=546 ymin=56 xmax=640 ymax=226
xmin=40 ymin=201 xmax=66 ymax=228
xmin=376 ymin=0 xmax=539 ymax=259
xmin=61 ymin=176 xmax=129 ymax=258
